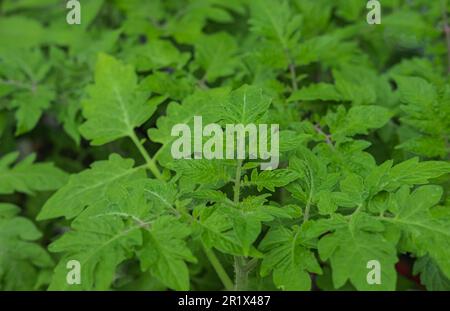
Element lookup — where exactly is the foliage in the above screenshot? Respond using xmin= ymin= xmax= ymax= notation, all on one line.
xmin=0 ymin=0 xmax=449 ymax=291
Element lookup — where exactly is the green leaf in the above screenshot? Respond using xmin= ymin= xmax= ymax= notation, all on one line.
xmin=48 ymin=215 xmax=142 ymax=290
xmin=0 ymin=49 xmax=55 ymax=135
xmin=287 ymin=150 xmax=340 ymax=215
xmin=38 ymin=154 xmax=145 ymax=220
xmin=148 ymin=87 xmax=229 ymax=166
xmin=231 ymin=213 xmax=261 ymax=256
xmin=328 ymin=105 xmax=392 ymax=140
xmin=138 ymin=216 xmax=196 ymax=291
xmin=221 ymin=84 xmax=272 ymax=125
xmin=333 ymin=69 xmax=377 ymax=105
xmin=338 ymin=173 xmax=367 ymax=206
xmin=397 ymin=135 xmax=448 ymax=159
xmin=12 ymin=85 xmax=55 ymax=135
xmin=316 ymin=193 xmax=338 ymax=215
xmin=335 ymin=0 xmax=364 ymax=21
xmin=289 ymin=83 xmax=343 ymax=102
xmin=126 ymin=39 xmax=190 ymax=72
xmin=384 ymin=158 xmax=450 ymax=191
xmin=249 ymin=0 xmax=302 ymax=57
xmin=171 ymin=159 xmax=234 ymax=185
xmin=413 ymin=256 xmax=450 ymax=291
xmin=221 ymin=197 xmax=289 ymax=256
xmin=0 ymin=152 xmax=68 ymax=195
xmin=164 ymin=0 xmax=243 ymax=44
xmin=395 ymin=76 xmax=450 ymax=159
xmin=382 ymin=11 xmax=438 ymax=49
xmin=384 ymin=186 xmax=450 ymax=278
xmin=295 ymin=33 xmax=360 ymax=67
xmin=140 ymin=71 xmax=194 ymax=100
xmin=397 ymin=76 xmax=449 ymax=135
xmin=260 ymin=226 xmax=322 ymax=290
xmin=318 ymin=216 xmax=398 ymax=290
xmin=0 ymin=205 xmax=53 ymax=290
xmin=79 ymin=54 xmax=158 ymax=145
xmin=194 ymin=32 xmax=239 ymax=83
xmin=142 ymin=179 xmax=178 ymax=214
xmin=46 ymin=178 xmax=180 ymax=290
xmin=243 ymin=169 xmax=299 ymax=192
xmin=195 ymin=205 xmax=261 ymax=257
xmin=294 ymin=0 xmax=332 ymax=37
xmin=397 ymin=76 xmax=438 ymax=115
xmin=0 ymin=203 xmax=20 ymax=218
xmin=0 ymin=17 xmax=44 ymax=50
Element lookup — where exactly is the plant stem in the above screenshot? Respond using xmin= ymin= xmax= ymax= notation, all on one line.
xmin=234 ymin=256 xmax=249 ymax=291
xmin=129 ymin=131 xmax=162 ymax=180
xmin=303 ymin=169 xmax=314 ymax=222
xmin=288 ymin=61 xmax=298 ymax=92
xmin=232 ymin=159 xmax=249 ymax=290
xmin=233 ymin=160 xmax=242 ymax=203
xmin=284 ymin=49 xmax=298 ymax=92
xmin=202 ymin=243 xmax=234 ymax=290
xmin=314 ymin=124 xmax=334 ymax=149
xmin=303 ymin=192 xmax=312 ymax=222
xmin=197 ymin=73 xmax=209 ymax=89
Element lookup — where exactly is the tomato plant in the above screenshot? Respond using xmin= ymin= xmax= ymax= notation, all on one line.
xmin=0 ymin=0 xmax=449 ymax=291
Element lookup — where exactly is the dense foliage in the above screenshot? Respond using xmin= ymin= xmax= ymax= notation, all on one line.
xmin=0 ymin=0 xmax=450 ymax=291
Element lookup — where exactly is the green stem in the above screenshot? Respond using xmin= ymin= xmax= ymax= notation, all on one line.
xmin=234 ymin=256 xmax=249 ymax=291
xmin=303 ymin=178 xmax=314 ymax=222
xmin=288 ymin=60 xmax=298 ymax=92
xmin=284 ymin=48 xmax=298 ymax=97
xmin=233 ymin=160 xmax=242 ymax=203
xmin=202 ymin=243 xmax=233 ymax=290
xmin=129 ymin=131 xmax=162 ymax=180
xmin=232 ymin=160 xmax=249 ymax=291
xmin=303 ymin=196 xmax=312 ymax=222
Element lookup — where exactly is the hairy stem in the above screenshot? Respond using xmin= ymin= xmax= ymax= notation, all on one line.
xmin=234 ymin=256 xmax=249 ymax=291
xmin=233 ymin=160 xmax=242 ymax=203
xmin=129 ymin=131 xmax=162 ymax=180
xmin=197 ymin=73 xmax=210 ymax=89
xmin=202 ymin=243 xmax=234 ymax=290
xmin=285 ymin=49 xmax=298 ymax=92
xmin=303 ymin=166 xmax=315 ymax=222
xmin=232 ymin=159 xmax=249 ymax=291
xmin=303 ymin=188 xmax=313 ymax=222
xmin=314 ymin=124 xmax=334 ymax=149
xmin=288 ymin=61 xmax=298 ymax=92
